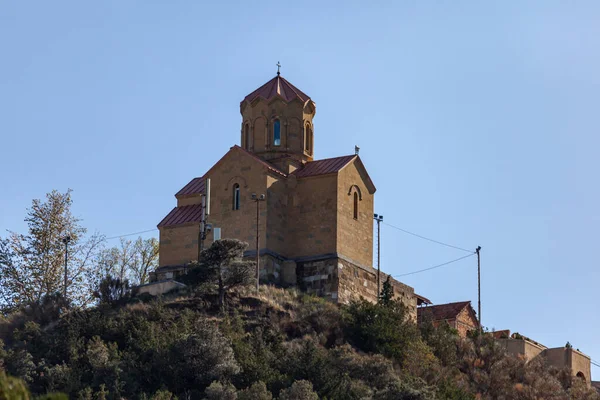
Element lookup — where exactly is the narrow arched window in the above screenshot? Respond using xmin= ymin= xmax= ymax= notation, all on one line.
xmin=353 ymin=192 xmax=359 ymax=219
xmin=273 ymin=119 xmax=281 ymax=146
xmin=305 ymin=124 xmax=311 ymax=152
xmin=244 ymin=124 xmax=250 ymax=149
xmin=233 ymin=184 xmax=240 ymax=210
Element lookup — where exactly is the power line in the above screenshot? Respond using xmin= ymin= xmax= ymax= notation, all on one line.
xmin=382 ymin=221 xmax=472 ymax=253
xmin=592 ymin=359 xmax=600 ymax=368
xmin=393 ymin=253 xmax=476 ymax=278
xmin=104 ymin=229 xmax=157 ymax=240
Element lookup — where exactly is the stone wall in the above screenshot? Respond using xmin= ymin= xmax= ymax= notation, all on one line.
xmin=454 ymin=307 xmax=479 ymax=338
xmin=497 ymin=338 xmax=547 ymax=362
xmin=295 ymin=256 xmax=416 ymax=318
xmin=544 ymin=348 xmax=591 ymax=386
xmin=159 ymin=148 xmax=271 ymax=267
xmin=286 ymin=174 xmax=338 ymax=259
xmin=336 ymin=159 xmax=374 ymax=269
xmin=159 ymin=224 xmax=199 ymax=266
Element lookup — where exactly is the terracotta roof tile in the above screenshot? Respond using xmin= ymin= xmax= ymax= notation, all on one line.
xmin=417 ymin=301 xmax=473 ymax=322
xmin=242 ymin=75 xmax=311 ymax=104
xmin=157 ymin=205 xmax=203 ymax=228
xmin=292 ymin=155 xmax=356 ymax=178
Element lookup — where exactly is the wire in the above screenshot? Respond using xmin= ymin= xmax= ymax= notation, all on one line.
xmin=104 ymin=229 xmax=157 ymax=240
xmin=382 ymin=221 xmax=473 ymax=253
xmin=592 ymin=359 xmax=600 ymax=368
xmin=393 ymin=253 xmax=476 ymax=278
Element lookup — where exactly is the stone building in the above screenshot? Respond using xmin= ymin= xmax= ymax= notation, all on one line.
xmin=417 ymin=301 xmax=479 ymax=338
xmin=495 ymin=331 xmax=592 ymax=387
xmin=155 ymin=73 xmax=418 ymax=314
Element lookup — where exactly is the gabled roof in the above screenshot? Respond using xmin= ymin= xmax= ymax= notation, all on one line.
xmin=242 ymin=75 xmax=311 ymax=104
xmin=158 ymin=204 xmax=203 ymax=228
xmin=417 ymin=301 xmax=475 ymax=322
xmin=292 ymin=155 xmax=356 ymax=178
xmin=176 ymin=177 xmax=206 ymax=197
xmin=175 ymin=145 xmax=287 ymax=198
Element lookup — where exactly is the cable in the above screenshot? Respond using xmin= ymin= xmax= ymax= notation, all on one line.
xmin=104 ymin=229 xmax=157 ymax=240
xmin=393 ymin=253 xmax=476 ymax=278
xmin=382 ymin=221 xmax=473 ymax=253
xmin=592 ymin=359 xmax=600 ymax=368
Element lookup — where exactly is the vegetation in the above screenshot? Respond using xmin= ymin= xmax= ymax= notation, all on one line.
xmin=1 ymin=191 xmax=598 ymax=399
xmin=1 ymin=281 xmax=597 ymax=399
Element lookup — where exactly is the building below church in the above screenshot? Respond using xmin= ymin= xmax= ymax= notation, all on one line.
xmin=154 ymin=72 xmax=423 ymax=317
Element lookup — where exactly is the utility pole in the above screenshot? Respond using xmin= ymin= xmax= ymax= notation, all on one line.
xmin=251 ymin=193 xmax=266 ymax=292
xmin=62 ymin=236 xmax=71 ymax=299
xmin=198 ymin=179 xmax=211 ymax=261
xmin=476 ymin=246 xmax=482 ymax=331
xmin=373 ymin=214 xmax=383 ymax=300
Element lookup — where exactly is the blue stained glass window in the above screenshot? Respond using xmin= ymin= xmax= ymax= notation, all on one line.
xmin=273 ymin=119 xmax=281 ymax=146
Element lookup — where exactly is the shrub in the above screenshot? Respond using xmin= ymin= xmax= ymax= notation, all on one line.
xmin=277 ymin=380 xmax=318 ymax=400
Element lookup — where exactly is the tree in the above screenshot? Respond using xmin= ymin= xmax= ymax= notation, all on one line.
xmin=95 ymin=237 xmax=158 ymax=286
xmin=379 ymin=276 xmax=393 ymax=306
xmin=94 ymin=276 xmax=132 ymax=305
xmin=197 ymin=240 xmax=255 ymax=309
xmin=0 ymin=371 xmax=30 ymax=399
xmin=343 ymin=299 xmax=420 ymax=365
xmin=0 ymin=190 xmax=103 ymax=311
xmin=277 ymin=380 xmax=318 ymax=400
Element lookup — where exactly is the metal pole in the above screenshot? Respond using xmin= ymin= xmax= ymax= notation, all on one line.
xmin=476 ymin=246 xmax=482 ymax=330
xmin=377 ymin=219 xmax=381 ymax=297
xmin=255 ymin=198 xmax=260 ymax=293
xmin=374 ymin=214 xmax=383 ymax=301
xmin=62 ymin=236 xmax=70 ymax=299
xmin=199 ymin=195 xmax=206 ymax=260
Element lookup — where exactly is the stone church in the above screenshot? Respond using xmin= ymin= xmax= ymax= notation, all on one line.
xmin=155 ymin=72 xmax=421 ymax=315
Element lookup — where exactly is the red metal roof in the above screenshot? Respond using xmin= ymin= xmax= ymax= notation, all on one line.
xmin=417 ymin=301 xmax=473 ymax=322
xmin=292 ymin=155 xmax=356 ymax=178
xmin=176 ymin=177 xmax=206 ymax=197
xmin=157 ymin=204 xmax=203 ymax=228
xmin=242 ymin=75 xmax=311 ymax=104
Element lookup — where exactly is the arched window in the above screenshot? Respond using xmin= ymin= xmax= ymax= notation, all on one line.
xmin=305 ymin=124 xmax=311 ymax=152
xmin=273 ymin=119 xmax=281 ymax=146
xmin=233 ymin=184 xmax=240 ymax=210
xmin=353 ymin=192 xmax=359 ymax=219
xmin=244 ymin=124 xmax=250 ymax=149
xmin=576 ymin=372 xmax=586 ymax=382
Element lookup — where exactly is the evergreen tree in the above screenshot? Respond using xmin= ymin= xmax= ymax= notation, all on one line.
xmin=379 ymin=276 xmax=394 ymax=306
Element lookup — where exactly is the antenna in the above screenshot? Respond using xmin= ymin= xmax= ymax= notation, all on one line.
xmin=205 ymin=178 xmax=211 ymax=215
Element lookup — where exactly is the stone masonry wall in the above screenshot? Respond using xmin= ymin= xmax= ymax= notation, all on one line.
xmin=159 ymin=148 xmax=270 ymax=267
xmin=159 ymin=224 xmax=199 ymax=267
xmin=296 ymin=257 xmax=416 ymax=319
xmin=286 ymin=174 xmax=338 ymax=259
xmin=454 ymin=307 xmax=479 ymax=338
xmin=336 ymin=159 xmax=374 ymax=269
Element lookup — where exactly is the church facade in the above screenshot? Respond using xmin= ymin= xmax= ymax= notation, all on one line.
xmin=155 ymin=73 xmax=418 ymax=315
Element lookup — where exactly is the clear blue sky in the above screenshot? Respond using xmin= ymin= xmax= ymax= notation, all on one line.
xmin=1 ymin=1 xmax=598 ymax=377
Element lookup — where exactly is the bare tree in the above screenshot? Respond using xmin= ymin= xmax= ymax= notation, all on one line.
xmin=131 ymin=237 xmax=159 ymax=285
xmin=95 ymin=237 xmax=158 ymax=286
xmin=0 ymin=190 xmax=103 ymax=311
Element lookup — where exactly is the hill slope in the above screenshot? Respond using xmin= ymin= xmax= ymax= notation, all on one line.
xmin=0 ymin=285 xmax=597 ymax=399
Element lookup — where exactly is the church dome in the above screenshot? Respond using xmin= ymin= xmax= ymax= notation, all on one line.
xmin=241 ymin=74 xmax=311 ymax=105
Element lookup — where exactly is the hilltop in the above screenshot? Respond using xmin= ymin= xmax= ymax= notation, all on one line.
xmin=0 ymin=281 xmax=598 ymax=400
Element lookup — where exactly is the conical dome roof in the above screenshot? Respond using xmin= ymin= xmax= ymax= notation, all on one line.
xmin=242 ymin=75 xmax=311 ymax=104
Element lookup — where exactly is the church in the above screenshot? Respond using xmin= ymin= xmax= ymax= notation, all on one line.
xmin=154 ymin=71 xmax=422 ymax=316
